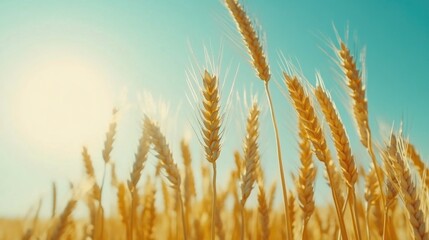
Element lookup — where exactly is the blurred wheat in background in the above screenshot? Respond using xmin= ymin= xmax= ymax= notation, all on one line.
xmin=1 ymin=0 xmax=428 ymax=239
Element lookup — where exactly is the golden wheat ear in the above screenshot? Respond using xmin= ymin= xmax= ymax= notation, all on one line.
xmin=225 ymin=1 xmax=296 ymax=237
xmin=338 ymin=42 xmax=370 ymax=148
xmin=405 ymin=140 xmax=429 ymax=189
xmin=141 ymin=180 xmax=156 ymax=240
xmin=257 ymin=185 xmax=270 ymax=240
xmin=239 ymin=102 xmax=260 ymax=240
xmin=225 ymin=0 xmax=270 ymax=82
xmin=199 ymin=69 xmax=223 ymax=240
xmin=181 ymin=139 xmax=196 ymax=238
xmin=143 ymin=116 xmax=187 ymax=240
xmin=386 ymin=134 xmax=428 ymax=239
xmin=284 ymin=72 xmax=349 ymax=240
xmin=314 ymin=81 xmax=357 ymax=188
xmin=50 ymin=198 xmax=77 ymax=240
xmin=296 ymin=119 xmax=316 ymax=238
xmin=240 ymin=102 xmax=260 ymax=205
xmin=102 ymin=108 xmax=118 ymax=164
xmin=117 ymin=182 xmax=130 ymax=236
xmin=201 ymin=70 xmax=222 ymax=165
xmin=337 ymin=41 xmax=387 ymax=218
xmin=314 ymin=78 xmax=363 ymax=239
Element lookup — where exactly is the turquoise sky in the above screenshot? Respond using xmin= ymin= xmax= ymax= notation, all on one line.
xmin=0 ymin=0 xmax=428 ymax=217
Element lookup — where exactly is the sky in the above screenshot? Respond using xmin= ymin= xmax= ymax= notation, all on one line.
xmin=0 ymin=0 xmax=428 ymax=217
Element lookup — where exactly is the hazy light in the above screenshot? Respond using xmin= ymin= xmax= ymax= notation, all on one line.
xmin=14 ymin=53 xmax=113 ymax=156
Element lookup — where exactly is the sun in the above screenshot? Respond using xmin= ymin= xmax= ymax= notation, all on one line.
xmin=14 ymin=53 xmax=113 ymax=155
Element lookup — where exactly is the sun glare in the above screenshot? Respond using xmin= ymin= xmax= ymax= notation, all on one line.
xmin=14 ymin=54 xmax=113 ymax=155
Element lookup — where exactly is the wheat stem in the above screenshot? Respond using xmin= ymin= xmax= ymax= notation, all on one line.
xmin=264 ymin=82 xmax=293 ymax=240
xmin=211 ymin=162 xmax=217 ymax=240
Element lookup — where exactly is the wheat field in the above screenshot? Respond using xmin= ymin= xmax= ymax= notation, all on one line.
xmin=1 ymin=1 xmax=428 ymax=240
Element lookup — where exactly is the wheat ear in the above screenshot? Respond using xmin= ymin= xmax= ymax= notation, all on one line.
xmin=95 ymin=109 xmax=118 ymax=239
xmin=257 ymin=185 xmax=270 ymax=240
xmin=240 ymin=102 xmax=260 ymax=240
xmin=288 ymin=191 xmax=296 ymax=240
xmin=128 ymin=126 xmax=150 ymax=192
xmin=224 ymin=0 xmax=270 ymax=82
xmin=81 ymin=146 xmax=103 ymax=240
xmin=82 ymin=147 xmax=101 ymax=201
xmin=240 ymin=102 xmax=260 ymax=205
xmin=141 ymin=184 xmax=156 ymax=240
xmin=364 ymin=166 xmax=379 ymax=239
xmin=314 ymin=82 xmax=362 ymax=239
xmin=127 ymin=124 xmax=150 ymax=240
xmin=200 ymin=70 xmax=222 ymax=240
xmin=296 ymin=119 xmax=316 ymax=238
xmin=144 ymin=116 xmax=187 ymax=240
xmin=224 ymin=2 xmax=294 ymax=238
xmin=338 ymin=42 xmax=386 ymax=208
xmin=117 ymin=182 xmax=130 ymax=239
xmin=51 ymin=198 xmax=77 ymax=240
xmin=406 ymin=141 xmax=429 ymax=189
xmin=380 ymin=146 xmax=399 ymax=239
xmin=284 ymin=73 xmax=348 ymax=240
xmin=181 ymin=139 xmax=196 ymax=238
xmin=387 ymin=135 xmax=428 ymax=240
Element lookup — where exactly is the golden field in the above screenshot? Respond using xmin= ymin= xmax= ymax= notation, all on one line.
xmin=1 ymin=1 xmax=428 ymax=240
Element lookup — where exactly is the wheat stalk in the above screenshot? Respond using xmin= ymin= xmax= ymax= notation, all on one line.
xmin=224 ymin=2 xmax=294 ymax=238
xmin=52 ymin=182 xmax=57 ymax=219
xmin=338 ymin=42 xmax=386 ymax=209
xmin=81 ymin=146 xmax=104 ymax=240
xmin=240 ymin=102 xmax=260 ymax=240
xmin=127 ymin=124 xmax=150 ymax=240
xmin=200 ymin=70 xmax=222 ymax=240
xmin=143 ymin=116 xmax=187 ymax=240
xmin=314 ymin=82 xmax=361 ymax=239
xmin=181 ymin=139 xmax=196 ymax=238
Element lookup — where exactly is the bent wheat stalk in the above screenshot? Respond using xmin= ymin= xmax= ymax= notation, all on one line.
xmin=224 ymin=1 xmax=293 ymax=238
xmin=314 ymin=82 xmax=361 ymax=240
xmin=127 ymin=124 xmax=150 ymax=240
xmin=144 ymin=116 xmax=187 ymax=240
xmin=337 ymin=42 xmax=386 ymax=208
xmin=51 ymin=198 xmax=77 ymax=240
